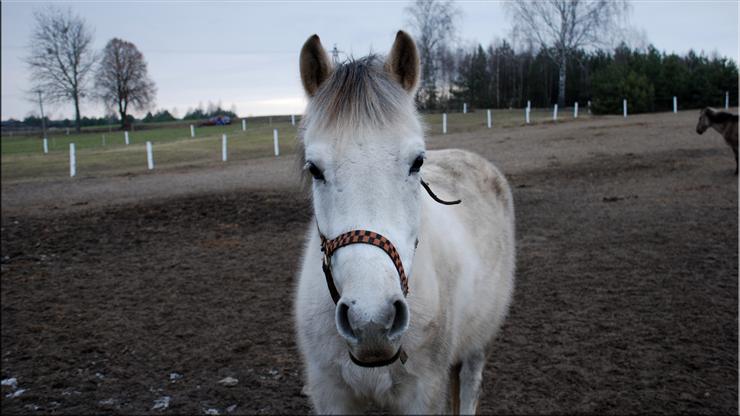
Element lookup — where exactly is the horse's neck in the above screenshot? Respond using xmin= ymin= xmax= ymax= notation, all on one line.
xmin=711 ymin=121 xmax=730 ymax=136
xmin=415 ymin=194 xmax=467 ymax=280
xmin=406 ymin=198 xmax=452 ymax=324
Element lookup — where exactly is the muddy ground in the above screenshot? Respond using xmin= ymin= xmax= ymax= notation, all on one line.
xmin=1 ymin=111 xmax=737 ymax=414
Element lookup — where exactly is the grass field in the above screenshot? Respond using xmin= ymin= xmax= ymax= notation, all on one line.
xmin=0 ymin=115 xmax=297 ymax=154
xmin=1 ymin=108 xmax=589 ymax=182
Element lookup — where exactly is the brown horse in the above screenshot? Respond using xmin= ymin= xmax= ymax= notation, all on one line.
xmin=696 ymin=107 xmax=739 ymax=174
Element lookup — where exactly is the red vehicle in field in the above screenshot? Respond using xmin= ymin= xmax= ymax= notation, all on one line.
xmin=199 ymin=115 xmax=232 ymax=126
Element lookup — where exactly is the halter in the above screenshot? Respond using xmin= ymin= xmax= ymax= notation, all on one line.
xmin=320 ymin=229 xmax=409 ymax=304
xmin=318 ymin=178 xmax=460 ymax=367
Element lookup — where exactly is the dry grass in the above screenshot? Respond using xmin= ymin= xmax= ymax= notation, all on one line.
xmin=1 ymin=108 xmax=590 ymax=183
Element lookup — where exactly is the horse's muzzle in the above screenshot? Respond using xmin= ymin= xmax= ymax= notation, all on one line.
xmin=335 ymin=296 xmax=409 ymax=361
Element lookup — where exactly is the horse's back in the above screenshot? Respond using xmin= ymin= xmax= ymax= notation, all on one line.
xmin=424 ymin=148 xmax=514 ymax=220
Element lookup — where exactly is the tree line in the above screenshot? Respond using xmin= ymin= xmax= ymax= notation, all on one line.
xmin=449 ymin=43 xmax=738 ymax=114
xmin=406 ymin=0 xmax=738 ymax=114
xmin=11 ymin=103 xmax=239 ymax=130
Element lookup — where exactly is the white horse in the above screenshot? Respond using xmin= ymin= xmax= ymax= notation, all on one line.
xmin=294 ymin=31 xmax=516 ymax=414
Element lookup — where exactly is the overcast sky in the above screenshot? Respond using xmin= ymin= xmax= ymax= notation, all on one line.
xmin=2 ymin=0 xmax=738 ymax=120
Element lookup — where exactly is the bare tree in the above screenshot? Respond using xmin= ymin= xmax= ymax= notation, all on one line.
xmin=507 ymin=0 xmax=629 ymax=106
xmin=436 ymin=45 xmax=458 ymax=107
xmin=25 ymin=8 xmax=97 ymax=133
xmin=405 ymin=0 xmax=460 ymax=110
xmin=95 ymin=38 xmax=156 ymax=130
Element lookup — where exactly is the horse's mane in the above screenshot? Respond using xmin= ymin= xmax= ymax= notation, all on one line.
xmin=296 ymin=54 xmax=416 ymax=188
xmin=704 ymin=107 xmax=739 ymax=123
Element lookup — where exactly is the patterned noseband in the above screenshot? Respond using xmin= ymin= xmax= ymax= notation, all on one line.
xmin=320 ymin=230 xmax=409 ymax=305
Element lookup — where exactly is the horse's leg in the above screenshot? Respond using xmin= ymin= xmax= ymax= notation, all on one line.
xmin=393 ymin=372 xmax=448 ymax=415
xmin=458 ymin=350 xmax=486 ymax=415
xmin=723 ymin=126 xmax=738 ymax=174
xmin=449 ymin=362 xmax=462 ymax=414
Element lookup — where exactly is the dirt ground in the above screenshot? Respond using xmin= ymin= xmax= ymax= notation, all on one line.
xmin=1 ymin=110 xmax=737 ymax=414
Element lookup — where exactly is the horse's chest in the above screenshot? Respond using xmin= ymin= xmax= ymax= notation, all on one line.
xmin=340 ymin=364 xmax=400 ymax=403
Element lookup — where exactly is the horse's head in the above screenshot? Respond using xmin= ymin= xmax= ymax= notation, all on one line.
xmin=697 ymin=107 xmax=712 ymax=134
xmin=299 ymin=31 xmax=422 ymax=364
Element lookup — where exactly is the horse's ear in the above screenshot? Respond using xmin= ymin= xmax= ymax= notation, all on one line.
xmin=300 ymin=34 xmax=332 ymax=97
xmin=385 ymin=30 xmax=420 ymax=94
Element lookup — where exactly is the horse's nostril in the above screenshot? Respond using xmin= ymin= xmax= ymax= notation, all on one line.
xmin=336 ymin=299 xmax=408 ymax=343
xmin=335 ymin=301 xmax=358 ymax=342
xmin=388 ymin=299 xmax=409 ymax=339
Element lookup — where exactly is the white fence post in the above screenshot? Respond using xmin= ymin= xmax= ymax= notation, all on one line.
xmin=191 ymin=124 xmax=195 ymax=137
xmin=463 ymin=103 xmax=467 ymax=114
xmin=525 ymin=107 xmax=530 ymax=124
xmin=442 ymin=113 xmax=447 ymax=134
xmin=146 ymin=141 xmax=154 ymax=170
xmin=487 ymin=109 xmax=492 ymax=128
xmin=725 ymin=91 xmax=729 ymax=109
xmin=241 ymin=119 xmax=246 ymax=131
xmin=623 ymin=99 xmax=627 ymax=118
xmin=66 ymin=127 xmax=70 ymax=135
xmin=574 ymin=102 xmax=579 ymax=118
xmin=673 ymin=96 xmax=677 ymax=113
xmin=222 ymin=134 xmax=228 ymax=161
xmin=273 ymin=129 xmax=280 ymax=156
xmin=124 ymin=131 xmax=129 ymax=145
xmin=291 ymin=114 xmax=296 ymax=126
xmin=527 ymin=100 xmax=531 ymax=111
xmin=587 ymin=100 xmax=592 ymax=114
xmin=69 ymin=143 xmax=76 ymax=177
xmin=43 ymin=138 xmax=48 ymax=154
xmin=553 ymin=104 xmax=558 ymax=121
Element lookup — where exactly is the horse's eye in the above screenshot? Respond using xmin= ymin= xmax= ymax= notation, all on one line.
xmin=409 ymin=155 xmax=424 ymax=174
xmin=307 ymin=162 xmax=325 ymax=181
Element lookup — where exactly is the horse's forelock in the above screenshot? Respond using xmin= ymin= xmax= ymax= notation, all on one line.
xmin=304 ymin=55 xmax=414 ymax=135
